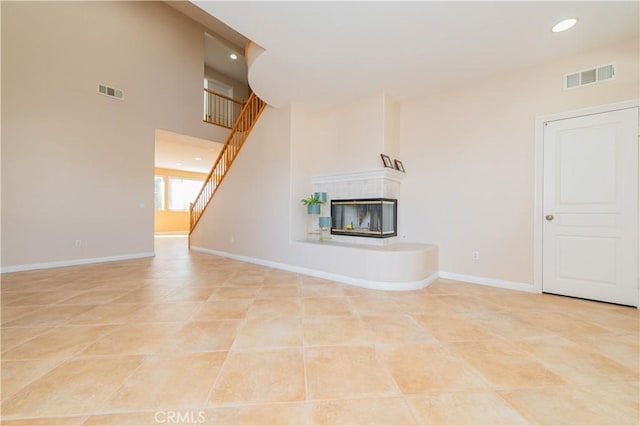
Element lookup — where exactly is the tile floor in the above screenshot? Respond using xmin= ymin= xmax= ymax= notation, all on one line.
xmin=1 ymin=236 xmax=638 ymax=425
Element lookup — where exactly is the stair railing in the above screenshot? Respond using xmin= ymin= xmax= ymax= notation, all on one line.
xmin=203 ymin=88 xmax=245 ymax=129
xmin=189 ymin=92 xmax=266 ymax=239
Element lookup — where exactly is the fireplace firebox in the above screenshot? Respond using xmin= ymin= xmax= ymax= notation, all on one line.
xmin=331 ymin=198 xmax=397 ymax=238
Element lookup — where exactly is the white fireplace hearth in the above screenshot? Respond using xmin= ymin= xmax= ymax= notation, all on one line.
xmin=289 ymin=167 xmax=438 ymax=291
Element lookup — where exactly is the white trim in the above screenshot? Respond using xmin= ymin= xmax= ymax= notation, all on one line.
xmin=438 ymin=272 xmax=534 ymax=293
xmin=311 ymin=168 xmax=405 ymax=185
xmin=534 ymin=99 xmax=640 ymax=297
xmin=191 ymin=245 xmax=437 ymax=291
xmin=0 ymin=252 xmax=155 ymax=273
xmin=537 ymin=99 xmax=639 ymax=124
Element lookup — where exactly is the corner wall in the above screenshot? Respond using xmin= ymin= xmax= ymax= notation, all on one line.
xmin=190 ymin=106 xmax=294 ymax=262
xmin=189 ymin=104 xmax=438 ymax=287
xmin=1 ymin=1 xmax=214 ymax=269
xmin=400 ymin=37 xmax=639 ymax=286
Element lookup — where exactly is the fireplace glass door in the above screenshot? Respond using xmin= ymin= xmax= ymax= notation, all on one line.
xmin=331 ymin=198 xmax=397 ymax=238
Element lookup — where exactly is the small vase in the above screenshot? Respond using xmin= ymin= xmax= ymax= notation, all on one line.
xmin=307 ymin=204 xmax=321 ymax=214
xmin=319 ymin=216 xmax=332 ymax=228
xmin=314 ymin=192 xmax=327 ymax=202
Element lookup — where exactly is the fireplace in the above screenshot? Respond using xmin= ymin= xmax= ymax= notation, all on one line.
xmin=331 ymin=198 xmax=397 ymax=238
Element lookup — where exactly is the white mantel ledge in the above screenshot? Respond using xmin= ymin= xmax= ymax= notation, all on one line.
xmin=311 ymin=168 xmax=405 ymax=185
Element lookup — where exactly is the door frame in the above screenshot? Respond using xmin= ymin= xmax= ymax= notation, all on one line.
xmin=533 ymin=99 xmax=640 ymax=306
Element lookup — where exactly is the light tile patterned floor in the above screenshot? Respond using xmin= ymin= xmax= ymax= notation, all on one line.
xmin=1 ymin=236 xmax=638 ymax=425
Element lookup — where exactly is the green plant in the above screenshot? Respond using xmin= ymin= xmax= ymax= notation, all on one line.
xmin=300 ymin=193 xmax=325 ymax=206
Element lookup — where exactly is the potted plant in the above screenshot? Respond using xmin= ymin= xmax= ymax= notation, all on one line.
xmin=301 ymin=193 xmax=324 ymax=214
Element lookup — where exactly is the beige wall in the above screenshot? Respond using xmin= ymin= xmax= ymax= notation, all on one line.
xmin=400 ymin=37 xmax=639 ymax=285
xmin=1 ymin=1 xmax=214 ymax=268
xmin=290 ymin=104 xmax=320 ymax=241
xmin=320 ymin=93 xmax=386 ymax=174
xmin=383 ymin=94 xmax=401 ymax=161
xmin=191 ymin=106 xmax=294 ymax=260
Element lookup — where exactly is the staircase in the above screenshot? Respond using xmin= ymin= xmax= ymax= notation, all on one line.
xmin=189 ymin=92 xmax=267 ymax=242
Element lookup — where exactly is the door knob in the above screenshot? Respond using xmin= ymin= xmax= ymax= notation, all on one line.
xmin=545 ymin=215 xmax=554 ymax=221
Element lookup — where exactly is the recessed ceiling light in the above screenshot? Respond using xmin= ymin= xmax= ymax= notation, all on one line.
xmin=175 ymin=162 xmax=182 ymax=166
xmin=229 ymin=53 xmax=238 ymax=60
xmin=552 ymin=18 xmax=577 ymax=33
xmin=195 ymin=157 xmax=202 ymax=161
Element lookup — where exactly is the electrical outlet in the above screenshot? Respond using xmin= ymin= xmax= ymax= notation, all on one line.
xmin=230 ymin=235 xmax=235 ymax=244
xmin=75 ymin=240 xmax=82 ymax=248
xmin=472 ymin=251 xmax=480 ymax=260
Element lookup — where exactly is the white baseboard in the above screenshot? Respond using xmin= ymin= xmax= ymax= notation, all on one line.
xmin=1 ymin=247 xmax=531 ymax=297
xmin=191 ymin=246 xmax=438 ymax=291
xmin=438 ymin=271 xmax=535 ymax=293
xmin=0 ymin=252 xmax=155 ymax=274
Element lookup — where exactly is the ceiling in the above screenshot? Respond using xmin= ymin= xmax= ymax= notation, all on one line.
xmin=165 ymin=0 xmax=247 ymax=48
xmin=166 ymin=1 xmax=249 ymax=85
xmin=193 ymin=1 xmax=639 ymax=110
xmin=155 ymin=129 xmax=223 ymax=174
xmin=205 ymin=33 xmax=248 ymax=85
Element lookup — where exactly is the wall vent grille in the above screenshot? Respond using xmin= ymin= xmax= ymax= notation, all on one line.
xmin=564 ymin=63 xmax=616 ymax=90
xmin=97 ymin=83 xmax=124 ymax=100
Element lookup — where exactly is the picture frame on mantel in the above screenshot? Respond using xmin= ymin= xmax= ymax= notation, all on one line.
xmin=380 ymin=154 xmax=394 ymax=169
xmin=394 ymin=159 xmax=406 ymax=173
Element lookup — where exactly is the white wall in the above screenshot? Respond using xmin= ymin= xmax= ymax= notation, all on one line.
xmin=1 ymin=1 xmax=215 ymax=268
xmin=400 ymin=37 xmax=639 ymax=285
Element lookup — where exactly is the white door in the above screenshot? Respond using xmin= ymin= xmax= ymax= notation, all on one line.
xmin=543 ymin=107 xmax=639 ymax=306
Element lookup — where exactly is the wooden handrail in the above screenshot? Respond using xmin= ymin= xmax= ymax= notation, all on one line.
xmin=204 ymin=88 xmax=244 ymax=105
xmin=245 ymin=40 xmax=252 ymax=64
xmin=189 ymin=92 xmax=267 ymax=240
xmin=205 ymin=93 xmax=257 ymax=180
xmin=203 ymin=89 xmax=245 ymax=129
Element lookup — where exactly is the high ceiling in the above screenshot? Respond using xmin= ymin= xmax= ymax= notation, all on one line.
xmin=193 ymin=1 xmax=639 ymax=110
xmin=166 ymin=1 xmax=249 ymax=85
xmin=204 ymin=33 xmax=248 ymax=85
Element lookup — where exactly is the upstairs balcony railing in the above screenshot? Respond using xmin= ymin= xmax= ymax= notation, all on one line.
xmin=203 ymin=88 xmax=244 ymax=129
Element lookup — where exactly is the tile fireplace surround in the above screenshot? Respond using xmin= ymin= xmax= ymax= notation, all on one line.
xmin=294 ymin=169 xmax=439 ymax=291
xmin=311 ymin=168 xmax=403 ymax=246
